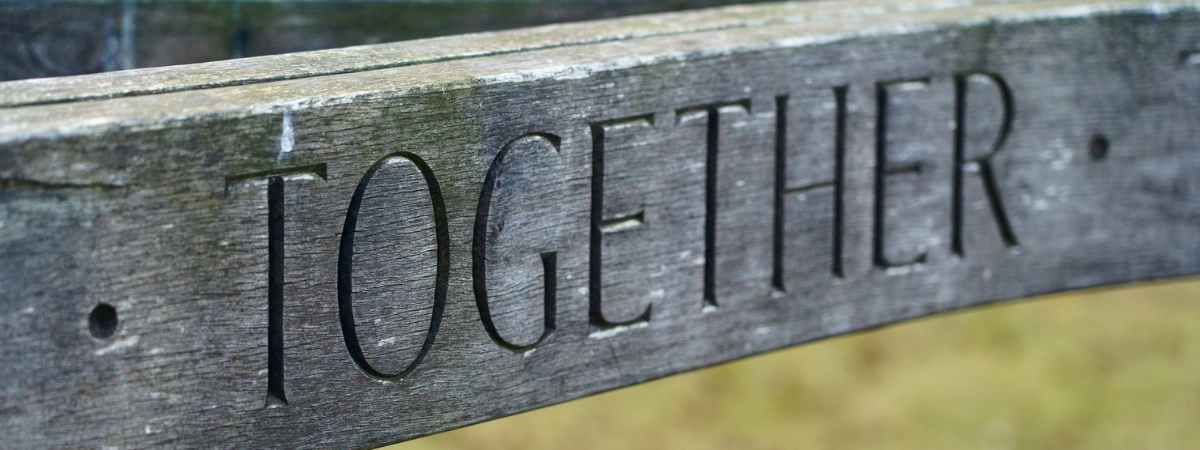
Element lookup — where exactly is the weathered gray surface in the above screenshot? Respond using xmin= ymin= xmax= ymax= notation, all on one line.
xmin=2 ymin=0 xmax=1200 ymax=448
xmin=0 ymin=0 xmax=785 ymax=82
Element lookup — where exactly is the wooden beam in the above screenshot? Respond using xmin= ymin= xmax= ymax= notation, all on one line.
xmin=2 ymin=0 xmax=1199 ymax=447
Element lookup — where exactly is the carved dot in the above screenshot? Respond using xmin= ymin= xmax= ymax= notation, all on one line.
xmin=1089 ymin=134 xmax=1109 ymax=160
xmin=89 ymin=303 xmax=118 ymax=339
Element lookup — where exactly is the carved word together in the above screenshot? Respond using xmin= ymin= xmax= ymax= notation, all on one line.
xmin=226 ymin=72 xmax=1021 ymax=406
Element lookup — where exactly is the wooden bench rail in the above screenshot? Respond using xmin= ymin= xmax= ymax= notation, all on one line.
xmin=2 ymin=0 xmax=1199 ymax=448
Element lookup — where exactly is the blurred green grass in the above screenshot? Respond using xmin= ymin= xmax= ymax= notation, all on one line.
xmin=388 ymin=278 xmax=1200 ymax=450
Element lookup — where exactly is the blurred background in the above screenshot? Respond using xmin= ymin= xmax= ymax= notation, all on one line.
xmin=391 ymin=278 xmax=1200 ymax=450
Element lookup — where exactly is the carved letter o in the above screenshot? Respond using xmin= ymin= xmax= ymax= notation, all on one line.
xmin=338 ymin=152 xmax=449 ymax=381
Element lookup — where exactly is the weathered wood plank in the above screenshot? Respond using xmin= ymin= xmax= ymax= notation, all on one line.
xmin=2 ymin=0 xmax=1200 ymax=448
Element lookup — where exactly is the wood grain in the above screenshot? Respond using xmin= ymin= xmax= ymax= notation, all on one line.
xmin=2 ymin=0 xmax=1200 ymax=448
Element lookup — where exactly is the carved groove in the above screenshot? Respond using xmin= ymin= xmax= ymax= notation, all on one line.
xmin=873 ymin=79 xmax=931 ymax=269
xmin=0 ymin=178 xmax=124 ymax=190
xmin=265 ymin=176 xmax=287 ymax=407
xmin=832 ymin=85 xmax=847 ymax=278
xmin=540 ymin=251 xmax=558 ymax=340
xmin=225 ymin=164 xmax=330 ymax=407
xmin=952 ymin=73 xmax=1018 ymax=256
xmin=772 ymin=95 xmax=788 ymax=291
xmin=677 ymin=100 xmax=750 ymax=307
xmin=338 ymin=152 xmax=449 ymax=381
xmin=589 ymin=115 xmax=655 ymax=329
xmin=473 ymin=133 xmax=561 ymax=351
xmin=775 ymin=88 xmax=846 ymax=284
xmin=704 ymin=104 xmax=719 ymax=307
xmin=223 ymin=164 xmax=327 ymax=194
